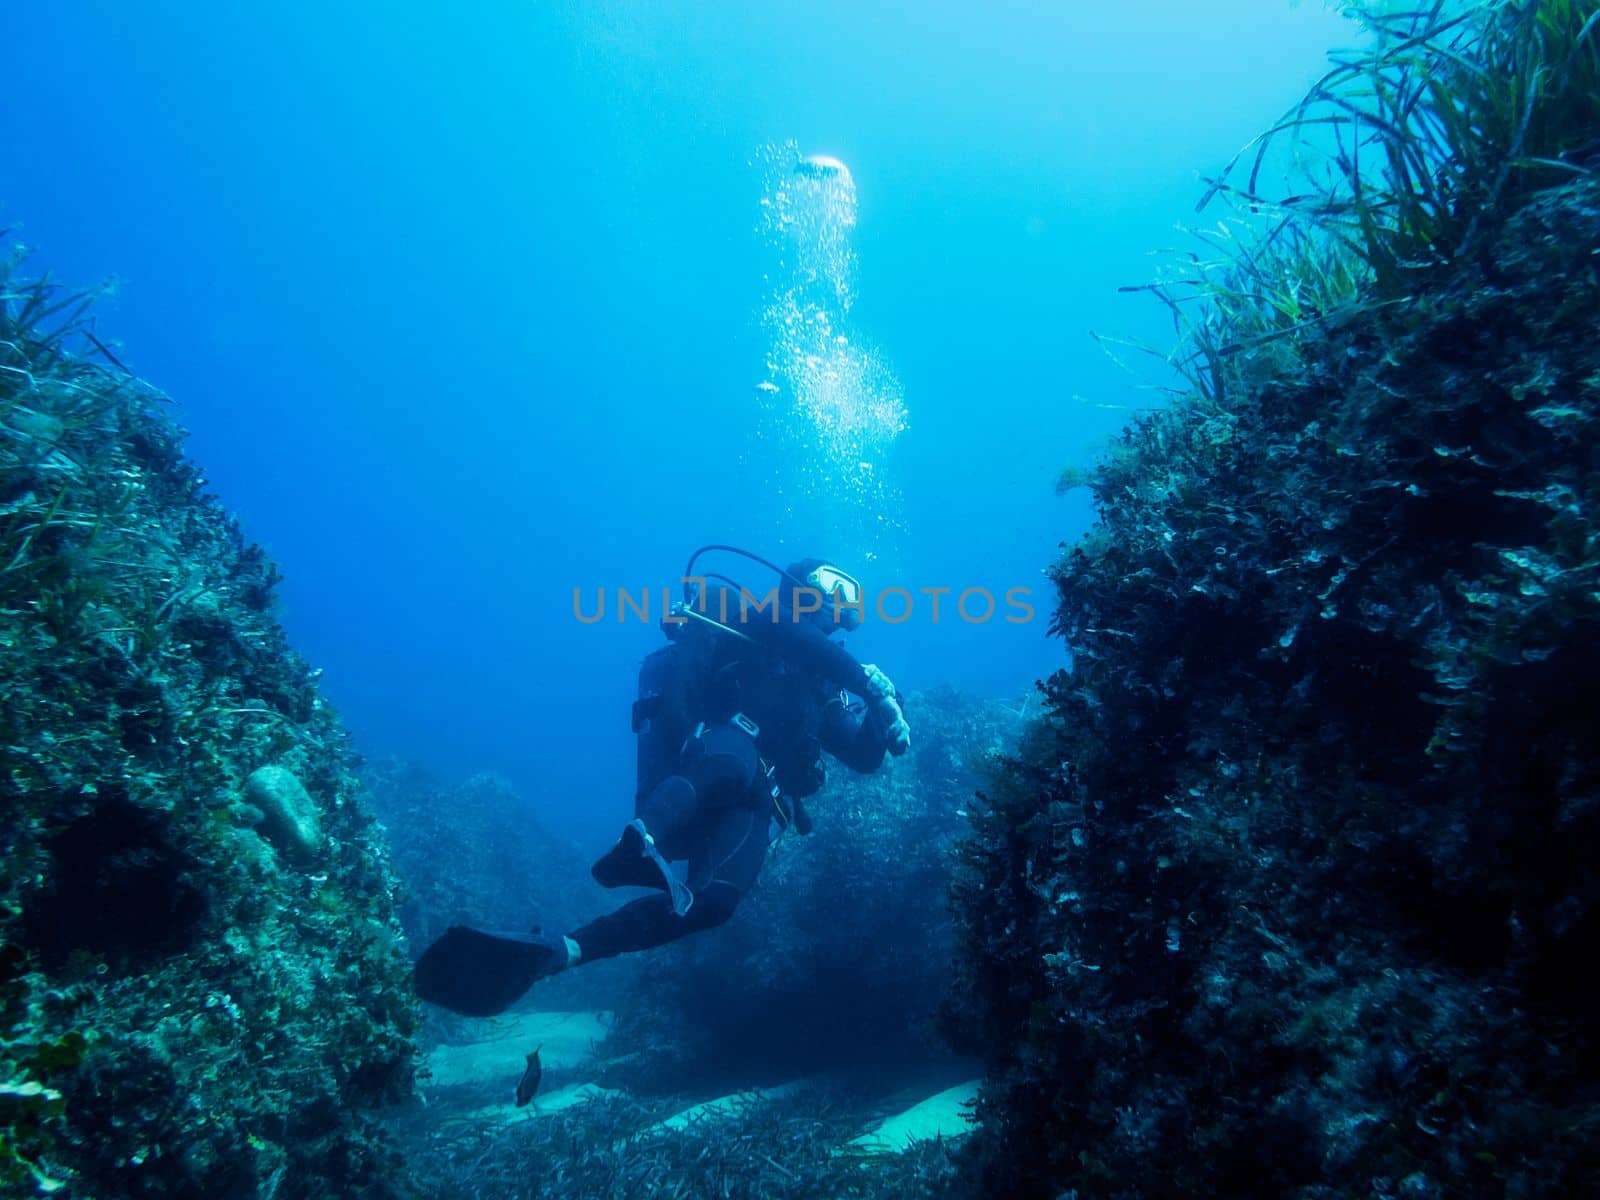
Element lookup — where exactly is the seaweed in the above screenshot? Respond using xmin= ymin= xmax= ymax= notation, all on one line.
xmin=1131 ymin=1 xmax=1599 ymax=411
xmin=403 ymin=1087 xmax=964 ymax=1200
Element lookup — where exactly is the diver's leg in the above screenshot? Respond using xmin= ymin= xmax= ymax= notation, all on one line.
xmin=569 ymin=806 xmax=768 ymax=963
xmin=591 ymin=720 xmax=761 ymax=899
xmin=684 ymin=801 xmax=769 ymax=897
xmin=591 ymin=775 xmax=699 ymax=893
xmin=565 ymin=883 xmax=740 ymax=961
xmin=416 ymin=727 xmax=763 ymax=1015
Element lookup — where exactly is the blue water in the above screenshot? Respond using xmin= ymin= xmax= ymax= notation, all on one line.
xmin=2 ymin=1 xmax=1351 ymax=842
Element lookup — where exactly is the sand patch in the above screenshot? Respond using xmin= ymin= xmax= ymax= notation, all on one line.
xmin=423 ymin=1009 xmax=611 ymax=1092
xmin=847 ymin=1079 xmax=980 ymax=1154
xmin=446 ymin=1082 xmax=626 ymax=1128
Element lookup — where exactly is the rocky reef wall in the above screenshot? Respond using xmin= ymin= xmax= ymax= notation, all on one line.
xmin=948 ymin=4 xmax=1600 ymax=1196
xmin=0 ymin=262 xmax=417 ymax=1197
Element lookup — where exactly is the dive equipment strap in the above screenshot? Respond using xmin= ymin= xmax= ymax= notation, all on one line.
xmin=628 ymin=817 xmax=695 ymax=917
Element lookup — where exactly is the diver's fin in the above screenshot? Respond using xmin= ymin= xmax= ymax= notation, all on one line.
xmin=412 ymin=926 xmax=564 ymax=1017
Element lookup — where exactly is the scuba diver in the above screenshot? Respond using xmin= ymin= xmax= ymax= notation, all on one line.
xmin=413 ymin=547 xmax=912 ymax=1017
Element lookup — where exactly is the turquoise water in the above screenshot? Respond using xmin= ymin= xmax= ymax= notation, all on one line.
xmin=2 ymin=1 xmax=1352 ymax=840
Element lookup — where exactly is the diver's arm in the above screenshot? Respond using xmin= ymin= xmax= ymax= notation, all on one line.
xmin=741 ymin=612 xmax=875 ymax=697
xmin=819 ymin=693 xmax=889 ymax=774
xmin=728 ymin=605 xmax=910 ymax=755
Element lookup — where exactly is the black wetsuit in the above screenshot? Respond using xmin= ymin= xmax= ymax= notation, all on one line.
xmin=571 ymin=596 xmax=893 ymax=962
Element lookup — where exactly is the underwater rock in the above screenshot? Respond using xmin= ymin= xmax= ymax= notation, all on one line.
xmin=244 ymin=764 xmax=322 ymax=860
xmin=0 ymin=257 xmax=417 ymax=1198
xmin=948 ymin=13 xmax=1600 ymax=1188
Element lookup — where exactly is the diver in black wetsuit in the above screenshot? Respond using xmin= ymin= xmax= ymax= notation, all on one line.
xmin=413 ymin=550 xmax=912 ymax=1017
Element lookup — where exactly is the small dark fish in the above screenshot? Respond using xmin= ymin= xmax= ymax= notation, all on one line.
xmin=514 ymin=1044 xmax=543 ymax=1107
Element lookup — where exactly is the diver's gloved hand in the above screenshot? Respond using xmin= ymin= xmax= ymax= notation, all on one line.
xmin=862 ymin=663 xmax=912 ymax=757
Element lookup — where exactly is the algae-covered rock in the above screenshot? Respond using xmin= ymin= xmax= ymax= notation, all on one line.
xmin=244 ymin=763 xmax=322 ymax=859
xmin=0 ymin=258 xmax=417 ymax=1197
xmin=950 ymin=6 xmax=1600 ymax=1195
